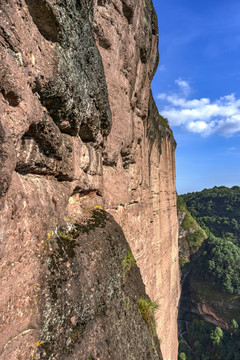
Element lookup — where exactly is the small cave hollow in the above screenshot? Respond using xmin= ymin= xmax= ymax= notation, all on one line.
xmin=25 ymin=0 xmax=59 ymax=42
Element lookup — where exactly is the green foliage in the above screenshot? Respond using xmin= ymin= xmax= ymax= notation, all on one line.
xmin=57 ymin=229 xmax=79 ymax=240
xmin=178 ymin=317 xmax=214 ymax=360
xmin=182 ymin=186 xmax=240 ymax=244
xmin=186 ymin=227 xmax=206 ymax=249
xmin=179 ymin=186 xmax=240 ymax=360
xmin=179 ymin=352 xmax=187 ymax=360
xmin=231 ymin=319 xmax=239 ymax=333
xmin=159 ymin=114 xmax=171 ymax=130
xmin=180 ymin=186 xmax=240 ymax=294
xmin=178 ymin=197 xmax=206 ymax=272
xmin=180 ymin=258 xmax=187 ymax=269
xmin=122 ymin=251 xmax=136 ymax=272
xmin=201 ymin=233 xmax=240 ymax=295
xmin=180 ymin=260 xmax=191 ymax=276
xmin=210 ymin=326 xmax=223 ymax=346
xmin=177 ymin=195 xmax=187 ymax=211
xmin=178 ymin=315 xmax=240 ymax=360
xmin=138 ymin=298 xmax=159 ymax=334
xmin=179 ymin=201 xmax=206 ymax=254
xmin=182 ymin=211 xmax=197 ymax=231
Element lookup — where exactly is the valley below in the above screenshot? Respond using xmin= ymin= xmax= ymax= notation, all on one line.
xmin=178 ymin=186 xmax=240 ymax=360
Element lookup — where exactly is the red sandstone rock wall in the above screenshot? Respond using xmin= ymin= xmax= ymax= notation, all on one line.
xmin=0 ymin=0 xmax=179 ymax=359
xmin=94 ymin=2 xmax=180 ymax=359
xmin=0 ymin=1 xmax=110 ymax=358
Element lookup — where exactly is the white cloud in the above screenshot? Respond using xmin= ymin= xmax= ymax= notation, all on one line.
xmin=157 ymin=81 xmax=240 ymax=136
xmin=187 ymin=121 xmax=209 ymax=133
xmin=175 ymin=78 xmax=192 ymax=97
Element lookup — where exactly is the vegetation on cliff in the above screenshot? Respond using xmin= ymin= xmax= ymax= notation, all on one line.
xmin=178 ymin=186 xmax=240 ymax=360
xmin=138 ymin=298 xmax=159 ymax=335
xmin=37 ymin=209 xmax=163 ymax=359
xmin=177 ymin=196 xmax=207 ymax=272
xmin=179 ymin=314 xmax=240 ymax=360
xmin=197 ymin=233 xmax=240 ymax=295
xmin=159 ymin=114 xmax=172 ymax=131
xmin=0 ymin=0 xmax=177 ymax=358
xmin=179 ymin=186 xmax=240 ymax=294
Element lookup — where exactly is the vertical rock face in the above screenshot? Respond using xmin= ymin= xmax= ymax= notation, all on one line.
xmin=0 ymin=1 xmax=112 ymax=359
xmin=0 ymin=0 xmax=179 ymax=359
xmin=94 ymin=1 xmax=180 ymax=359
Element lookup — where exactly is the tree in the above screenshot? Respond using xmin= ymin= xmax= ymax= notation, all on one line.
xmin=179 ymin=352 xmax=186 ymax=360
xmin=210 ymin=327 xmax=223 ymax=346
xmin=231 ymin=319 xmax=239 ymax=333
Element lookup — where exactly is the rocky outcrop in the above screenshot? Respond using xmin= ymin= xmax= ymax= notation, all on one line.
xmin=0 ymin=1 xmax=112 ymax=359
xmin=0 ymin=1 xmax=179 ymax=359
xmin=11 ymin=208 xmax=163 ymax=360
xmin=179 ymin=265 xmax=240 ymax=332
xmin=178 ymin=208 xmax=207 ymax=271
xmin=94 ymin=3 xmax=179 ymax=358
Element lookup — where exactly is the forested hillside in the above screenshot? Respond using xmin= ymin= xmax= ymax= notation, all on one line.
xmin=178 ymin=186 xmax=240 ymax=360
xmin=182 ymin=186 xmax=240 ymax=244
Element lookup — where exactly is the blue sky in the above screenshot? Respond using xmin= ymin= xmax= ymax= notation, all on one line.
xmin=151 ymin=0 xmax=240 ymax=194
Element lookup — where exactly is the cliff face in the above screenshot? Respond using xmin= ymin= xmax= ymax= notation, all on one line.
xmin=94 ymin=3 xmax=179 ymax=359
xmin=0 ymin=1 xmax=179 ymax=359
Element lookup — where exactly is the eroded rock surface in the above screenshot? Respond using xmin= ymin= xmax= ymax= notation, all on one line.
xmin=0 ymin=0 xmax=179 ymax=359
xmin=32 ymin=209 xmax=163 ymax=360
xmin=94 ymin=2 xmax=179 ymax=359
xmin=0 ymin=1 xmax=111 ymax=359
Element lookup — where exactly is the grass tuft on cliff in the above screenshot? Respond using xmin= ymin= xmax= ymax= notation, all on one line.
xmin=138 ymin=298 xmax=159 ymax=335
xmin=122 ymin=251 xmax=136 ymax=272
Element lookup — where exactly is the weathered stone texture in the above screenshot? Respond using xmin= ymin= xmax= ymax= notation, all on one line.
xmin=0 ymin=0 xmax=179 ymax=359
xmin=0 ymin=1 xmax=111 ymax=359
xmin=34 ymin=209 xmax=163 ymax=360
xmin=94 ymin=2 xmax=180 ymax=359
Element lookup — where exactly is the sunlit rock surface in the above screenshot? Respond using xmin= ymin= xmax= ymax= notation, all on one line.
xmin=0 ymin=1 xmax=179 ymax=359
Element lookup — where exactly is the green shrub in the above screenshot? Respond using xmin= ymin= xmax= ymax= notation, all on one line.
xmin=180 ymin=259 xmax=191 ymax=275
xmin=177 ymin=196 xmax=187 ymax=211
xmin=186 ymin=227 xmax=206 ymax=249
xmin=138 ymin=298 xmax=158 ymax=334
xmin=159 ymin=114 xmax=171 ymax=130
xmin=231 ymin=319 xmax=239 ymax=333
xmin=180 ymin=258 xmax=187 ymax=269
xmin=179 ymin=353 xmax=187 ymax=360
xmin=182 ymin=211 xmax=197 ymax=230
xmin=210 ymin=327 xmax=223 ymax=346
xmin=122 ymin=251 xmax=136 ymax=273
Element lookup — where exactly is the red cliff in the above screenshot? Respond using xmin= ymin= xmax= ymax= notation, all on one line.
xmin=0 ymin=1 xmax=179 ymax=359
